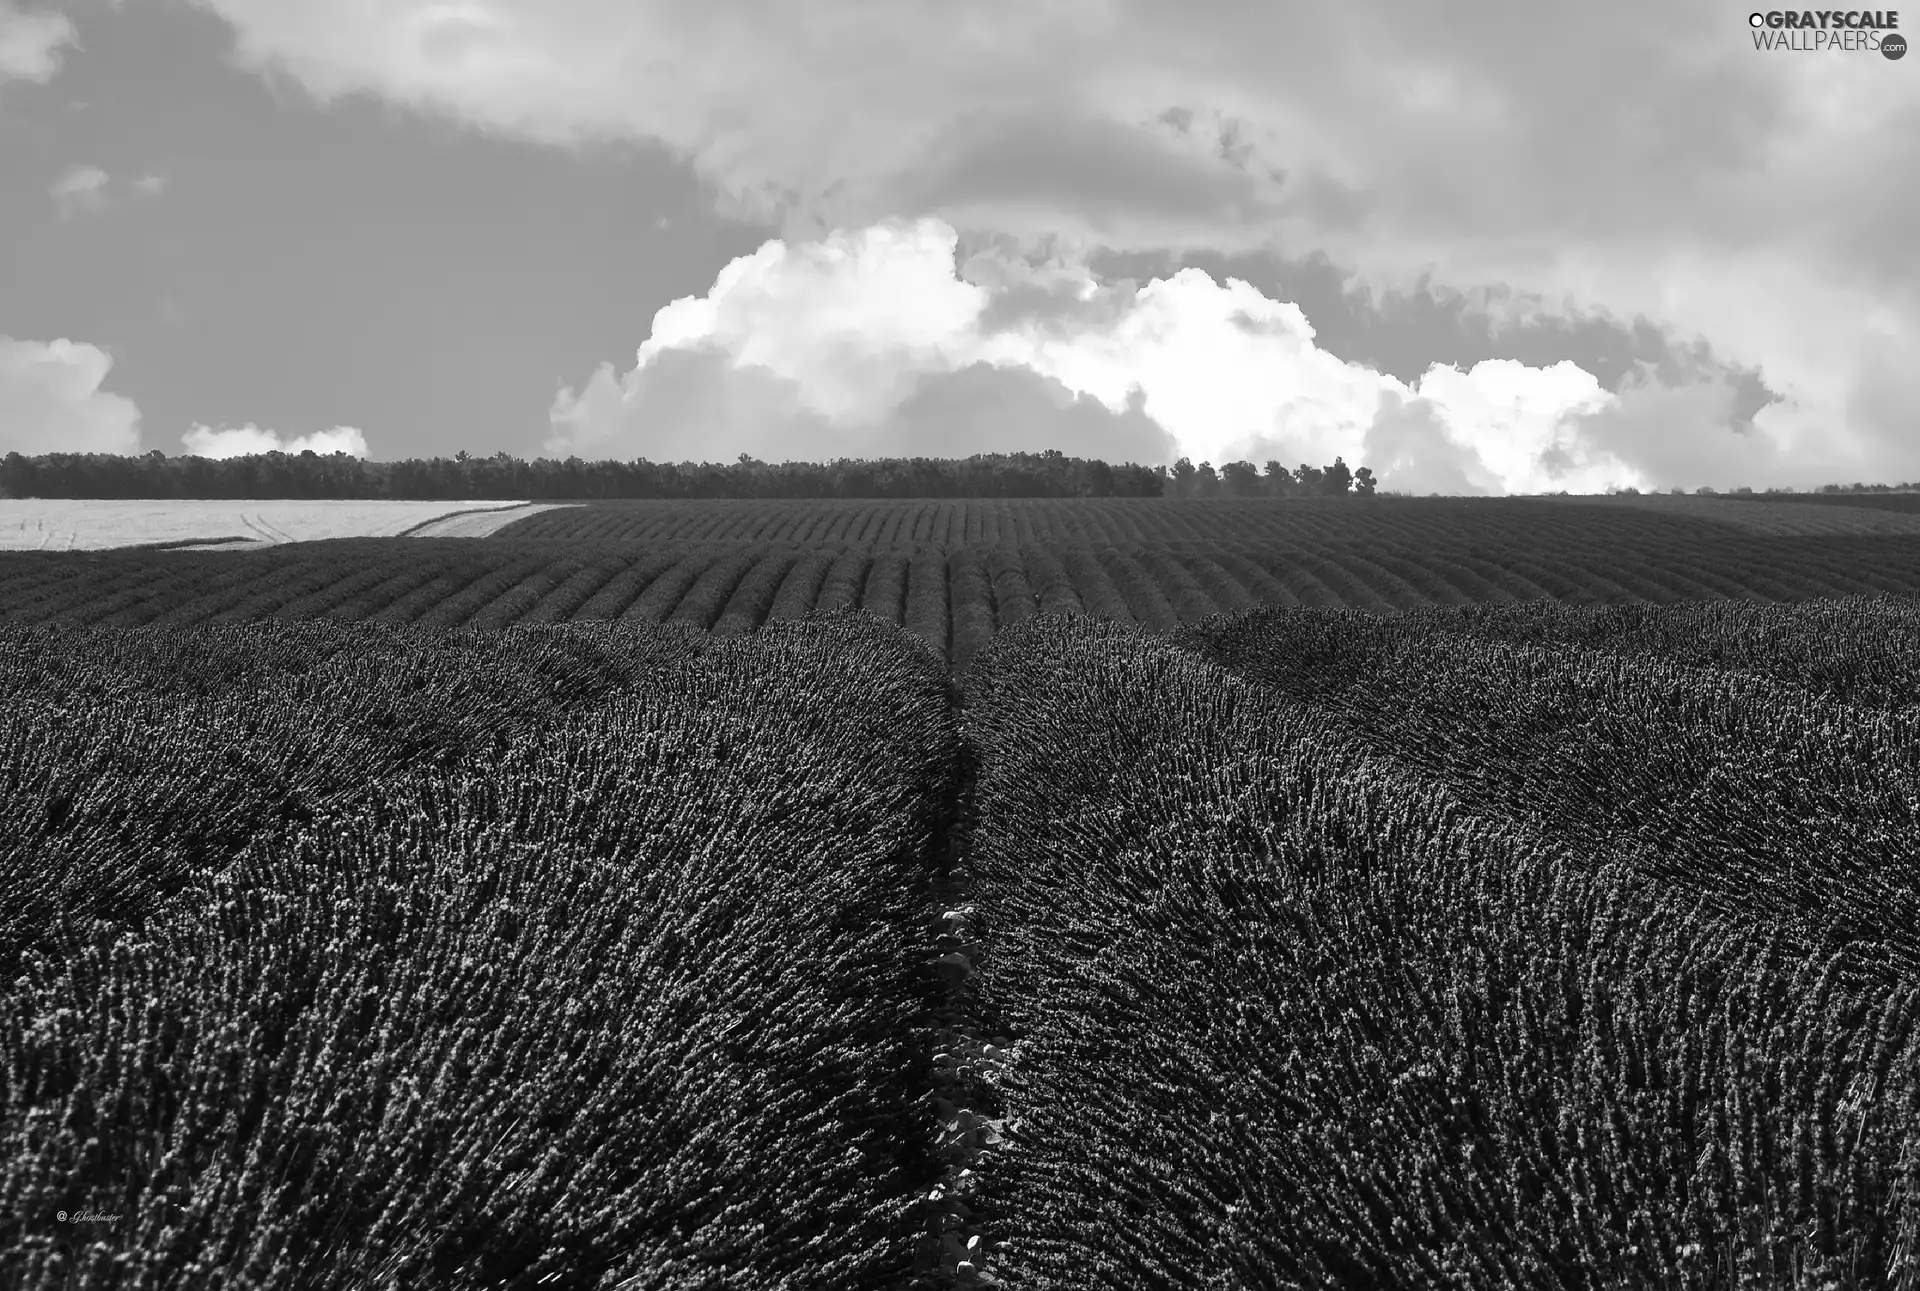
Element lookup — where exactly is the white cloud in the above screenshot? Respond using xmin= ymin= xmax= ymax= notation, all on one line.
xmin=50 ymin=164 xmax=110 ymax=220
xmin=192 ymin=0 xmax=1920 ymax=488
xmin=48 ymin=166 xmax=169 ymax=219
xmin=182 ymin=423 xmax=372 ymax=458
xmin=0 ymin=1 xmax=76 ymax=84
xmin=0 ymin=336 xmax=143 ymax=456
xmin=550 ymin=216 xmax=1821 ymax=493
xmin=547 ymin=219 xmax=1182 ymax=466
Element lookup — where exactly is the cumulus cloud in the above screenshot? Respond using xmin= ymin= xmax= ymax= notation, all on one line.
xmin=189 ymin=0 xmax=1920 ymax=489
xmin=1092 ymin=245 xmax=1785 ymax=435
xmin=550 ymin=217 xmax=1837 ymax=493
xmin=0 ymin=1 xmax=75 ymax=84
xmin=49 ymin=164 xmax=110 ymax=219
xmin=182 ymin=423 xmax=371 ymax=458
xmin=546 ymin=219 xmax=1169 ymax=464
xmin=551 ymin=348 xmax=839 ymax=464
xmin=547 ymin=219 xmax=1185 ymax=467
xmin=0 ymin=336 xmax=143 ymax=456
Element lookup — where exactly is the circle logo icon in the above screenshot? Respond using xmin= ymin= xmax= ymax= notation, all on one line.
xmin=1885 ymin=32 xmax=1908 ymax=58
xmin=1749 ymin=12 xmax=1767 ymax=26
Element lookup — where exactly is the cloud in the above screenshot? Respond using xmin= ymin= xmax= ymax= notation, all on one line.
xmin=1361 ymin=393 xmax=1496 ymax=498
xmin=546 ymin=219 xmax=1187 ymax=466
xmin=1089 ymin=245 xmax=1785 ymax=427
xmin=0 ymin=1 xmax=75 ymax=84
xmin=48 ymin=165 xmax=168 ymax=219
xmin=1841 ymin=318 xmax=1920 ymax=484
xmin=181 ymin=0 xmax=1916 ymax=263
xmin=888 ymin=364 xmax=1175 ymax=463
xmin=549 ymin=216 xmax=1797 ymax=493
xmin=190 ymin=0 xmax=1920 ymax=489
xmin=182 ymin=423 xmax=371 ymax=458
xmin=49 ymin=164 xmax=110 ymax=219
xmin=1563 ymin=365 xmax=1785 ymax=493
xmin=549 ymin=219 xmax=1051 ymax=463
xmin=550 ymin=347 xmax=840 ymax=464
xmin=0 ymin=336 xmax=143 ymax=456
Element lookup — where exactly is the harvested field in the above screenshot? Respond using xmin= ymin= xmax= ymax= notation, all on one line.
xmin=0 ymin=499 xmax=546 ymax=551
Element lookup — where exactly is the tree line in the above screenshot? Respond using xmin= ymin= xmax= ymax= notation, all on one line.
xmin=1165 ymin=455 xmax=1374 ymax=498
xmin=0 ymin=449 xmax=1380 ymax=501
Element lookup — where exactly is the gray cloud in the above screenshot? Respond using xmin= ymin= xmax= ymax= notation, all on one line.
xmin=0 ymin=1 xmax=76 ymax=84
xmin=1564 ymin=368 xmax=1770 ymax=493
xmin=550 ymin=346 xmax=1180 ymax=467
xmin=1361 ymin=391 xmax=1495 ymax=496
xmin=49 ymin=162 xmax=109 ymax=218
xmin=888 ymin=362 xmax=1177 ymax=463
xmin=957 ymin=232 xmax=1143 ymax=336
xmin=897 ymin=105 xmax=1281 ymax=227
xmin=549 ymin=345 xmax=842 ymax=464
xmin=1841 ymin=329 xmax=1920 ymax=483
xmin=1089 ymin=245 xmax=1782 ymax=418
xmin=48 ymin=162 xmax=174 ymax=219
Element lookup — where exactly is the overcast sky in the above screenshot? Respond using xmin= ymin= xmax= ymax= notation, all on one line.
xmin=2 ymin=0 xmax=1914 ymax=493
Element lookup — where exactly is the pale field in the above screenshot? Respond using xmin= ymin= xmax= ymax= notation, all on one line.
xmin=0 ymin=500 xmax=582 ymax=551
xmin=1533 ymin=492 xmax=1920 ymax=537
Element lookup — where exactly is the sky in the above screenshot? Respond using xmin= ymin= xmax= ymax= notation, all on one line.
xmin=1 ymin=0 xmax=1915 ymax=494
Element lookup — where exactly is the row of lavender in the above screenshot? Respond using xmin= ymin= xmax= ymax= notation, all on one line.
xmin=8 ymin=529 xmax=1920 ymax=675
xmin=957 ymin=608 xmax=1920 ymax=1287
xmin=0 ymin=617 xmax=966 ymax=1289
xmin=6 ymin=594 xmax=1920 ymax=1287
